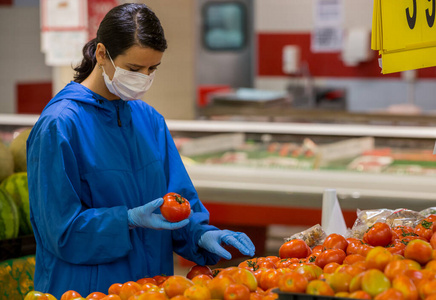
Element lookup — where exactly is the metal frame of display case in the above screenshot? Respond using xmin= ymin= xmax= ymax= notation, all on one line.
xmin=2 ymin=114 xmax=436 ymax=225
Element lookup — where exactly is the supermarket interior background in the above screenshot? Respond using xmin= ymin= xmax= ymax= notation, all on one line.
xmin=3 ymin=0 xmax=436 ymax=298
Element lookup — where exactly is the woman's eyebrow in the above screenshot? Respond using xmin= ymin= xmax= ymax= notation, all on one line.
xmin=128 ymin=62 xmax=161 ymax=68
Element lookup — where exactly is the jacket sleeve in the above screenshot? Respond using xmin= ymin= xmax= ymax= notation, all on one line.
xmin=27 ymin=118 xmax=133 ymax=265
xmin=154 ymin=116 xmax=221 ymax=266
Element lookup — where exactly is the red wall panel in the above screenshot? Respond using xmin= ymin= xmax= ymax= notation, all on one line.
xmin=0 ymin=0 xmax=13 ymax=5
xmin=16 ymin=82 xmax=52 ymax=114
xmin=257 ymin=33 xmax=436 ymax=78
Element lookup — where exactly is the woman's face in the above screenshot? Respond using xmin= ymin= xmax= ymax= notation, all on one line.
xmin=99 ymin=44 xmax=164 ymax=79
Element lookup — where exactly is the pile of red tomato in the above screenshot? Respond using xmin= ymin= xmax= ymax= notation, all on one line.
xmin=25 ymin=214 xmax=436 ymax=300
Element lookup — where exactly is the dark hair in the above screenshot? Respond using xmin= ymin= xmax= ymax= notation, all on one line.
xmin=73 ymin=3 xmax=167 ymax=83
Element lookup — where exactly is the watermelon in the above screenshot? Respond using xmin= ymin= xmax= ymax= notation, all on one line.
xmin=1 ymin=172 xmax=32 ymax=235
xmin=0 ymin=141 xmax=14 ymax=182
xmin=9 ymin=128 xmax=31 ymax=173
xmin=0 ymin=187 xmax=19 ymax=240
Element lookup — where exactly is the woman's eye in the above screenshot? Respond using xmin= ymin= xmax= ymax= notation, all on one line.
xmin=129 ymin=68 xmax=140 ymax=72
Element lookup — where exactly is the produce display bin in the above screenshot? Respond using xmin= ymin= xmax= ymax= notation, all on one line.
xmin=0 ymin=235 xmax=36 ymax=262
xmin=273 ymin=289 xmax=354 ymax=300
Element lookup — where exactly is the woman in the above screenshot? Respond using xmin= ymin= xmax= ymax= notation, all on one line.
xmin=27 ymin=3 xmax=254 ymax=298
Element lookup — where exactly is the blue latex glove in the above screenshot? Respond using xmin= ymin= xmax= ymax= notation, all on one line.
xmin=127 ymin=198 xmax=190 ymax=230
xmin=198 ymin=229 xmax=255 ymax=260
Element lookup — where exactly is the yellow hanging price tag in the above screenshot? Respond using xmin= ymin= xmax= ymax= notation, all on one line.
xmin=382 ymin=0 xmax=436 ymax=51
xmin=371 ymin=0 xmax=436 ymax=73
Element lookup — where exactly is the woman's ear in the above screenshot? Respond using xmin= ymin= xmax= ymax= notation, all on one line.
xmin=95 ymin=43 xmax=107 ymax=66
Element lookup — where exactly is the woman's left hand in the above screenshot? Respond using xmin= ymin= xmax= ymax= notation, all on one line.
xmin=198 ymin=229 xmax=255 ymax=260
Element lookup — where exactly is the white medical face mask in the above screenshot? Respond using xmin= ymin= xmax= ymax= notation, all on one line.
xmin=102 ymin=52 xmax=155 ymax=101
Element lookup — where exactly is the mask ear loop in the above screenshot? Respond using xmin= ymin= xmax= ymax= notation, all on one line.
xmin=106 ymin=50 xmax=117 ymax=69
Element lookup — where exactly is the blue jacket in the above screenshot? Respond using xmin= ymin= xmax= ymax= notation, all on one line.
xmin=27 ymin=82 xmax=220 ymax=298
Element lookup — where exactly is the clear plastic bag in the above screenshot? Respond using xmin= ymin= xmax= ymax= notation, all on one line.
xmin=349 ymin=208 xmax=393 ymax=239
xmin=284 ymin=224 xmax=327 ymax=248
xmin=420 ymin=207 xmax=436 ymax=218
xmin=386 ymin=208 xmax=424 ymax=228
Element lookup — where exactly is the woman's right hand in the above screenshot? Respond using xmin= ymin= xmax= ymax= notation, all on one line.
xmin=127 ymin=198 xmax=190 ymax=230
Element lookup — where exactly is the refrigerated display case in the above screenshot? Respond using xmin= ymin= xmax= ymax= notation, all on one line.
xmin=2 ymin=114 xmax=436 ymax=255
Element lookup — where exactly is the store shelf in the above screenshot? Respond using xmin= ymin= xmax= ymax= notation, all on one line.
xmin=167 ymin=119 xmax=436 ymax=139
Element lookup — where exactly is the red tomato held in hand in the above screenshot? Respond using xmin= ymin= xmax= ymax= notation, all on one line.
xmin=161 ymin=192 xmax=191 ymax=222
xmin=363 ymin=222 xmax=392 ymax=247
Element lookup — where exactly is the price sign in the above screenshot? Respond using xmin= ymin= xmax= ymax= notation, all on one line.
xmin=372 ymin=0 xmax=436 ymax=74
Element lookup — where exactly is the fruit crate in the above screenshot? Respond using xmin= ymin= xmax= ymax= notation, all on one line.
xmin=273 ymin=289 xmax=354 ymax=300
xmin=0 ymin=234 xmax=36 ymax=262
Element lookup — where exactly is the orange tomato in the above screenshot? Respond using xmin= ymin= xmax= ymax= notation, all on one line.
xmin=314 ymin=249 xmax=346 ymax=269
xmin=349 ymin=272 xmax=364 ymax=293
xmin=136 ymin=278 xmax=157 ymax=286
xmin=274 ymin=258 xmax=294 ymax=269
xmin=335 ymin=264 xmax=365 ymax=277
xmin=294 ymin=264 xmax=323 ymax=282
xmin=391 ymin=226 xmax=417 ymax=241
xmin=191 ymin=274 xmax=212 ymax=286
xmin=312 ymin=245 xmax=324 ymax=254
xmin=101 ymin=295 xmax=122 ymax=300
xmin=170 ymin=296 xmax=189 ymax=300
xmin=361 ymin=269 xmax=391 ymax=297
xmin=323 ymin=262 xmax=340 ymax=273
xmin=348 ymin=290 xmax=372 ymax=299
xmin=374 ymin=288 xmax=405 ymax=300
xmin=278 ymin=239 xmax=311 ymax=259
xmin=127 ymin=290 xmax=145 ymax=300
xmin=365 ymin=246 xmax=394 ymax=271
xmin=223 ymin=283 xmax=250 ymax=300
xmin=405 ymin=269 xmax=435 ymax=287
xmin=119 ymin=281 xmax=142 ymax=300
xmin=414 ymin=220 xmax=434 ymax=241
xmin=324 ymin=272 xmax=352 ymax=293
xmin=86 ymin=292 xmax=106 ymax=299
xmin=153 ymin=275 xmax=169 ymax=286
xmin=363 ymin=222 xmax=392 ymax=247
xmin=137 ymin=292 xmax=167 ymax=300
xmin=183 ymin=285 xmax=211 ymax=300
xmin=61 ymin=290 xmax=82 ymax=300
xmin=211 ymin=268 xmax=223 ymax=277
xmin=24 ymin=291 xmax=49 ymax=300
xmin=259 ymin=269 xmax=281 ymax=291
xmin=403 ymin=259 xmax=422 ymax=270
xmin=238 ymin=258 xmax=259 ymax=272
xmin=207 ymin=274 xmax=235 ymax=299
xmin=277 ymin=271 xmax=308 ymax=293
xmin=305 ymin=280 xmax=334 ymax=296
xmin=430 ymin=232 xmax=436 ymax=249
xmin=323 ymin=233 xmax=349 ymax=252
xmin=386 ymin=240 xmax=407 ymax=256
xmin=45 ymin=294 xmax=57 ymax=300
xmin=162 ymin=275 xmax=194 ymax=298
xmin=334 ymin=292 xmax=350 ymax=298
xmin=218 ymin=267 xmax=257 ymax=292
xmin=346 ymin=240 xmax=363 ymax=255
xmin=417 ymin=279 xmax=436 ymax=299
xmin=186 ymin=265 xmax=213 ymax=280
xmin=108 ymin=283 xmax=123 ymax=295
xmin=404 ymin=239 xmax=433 ymax=265
xmin=392 ymin=275 xmax=418 ymax=300
xmin=384 ymin=260 xmax=410 ymax=281
xmin=343 ymin=254 xmax=366 ymax=265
